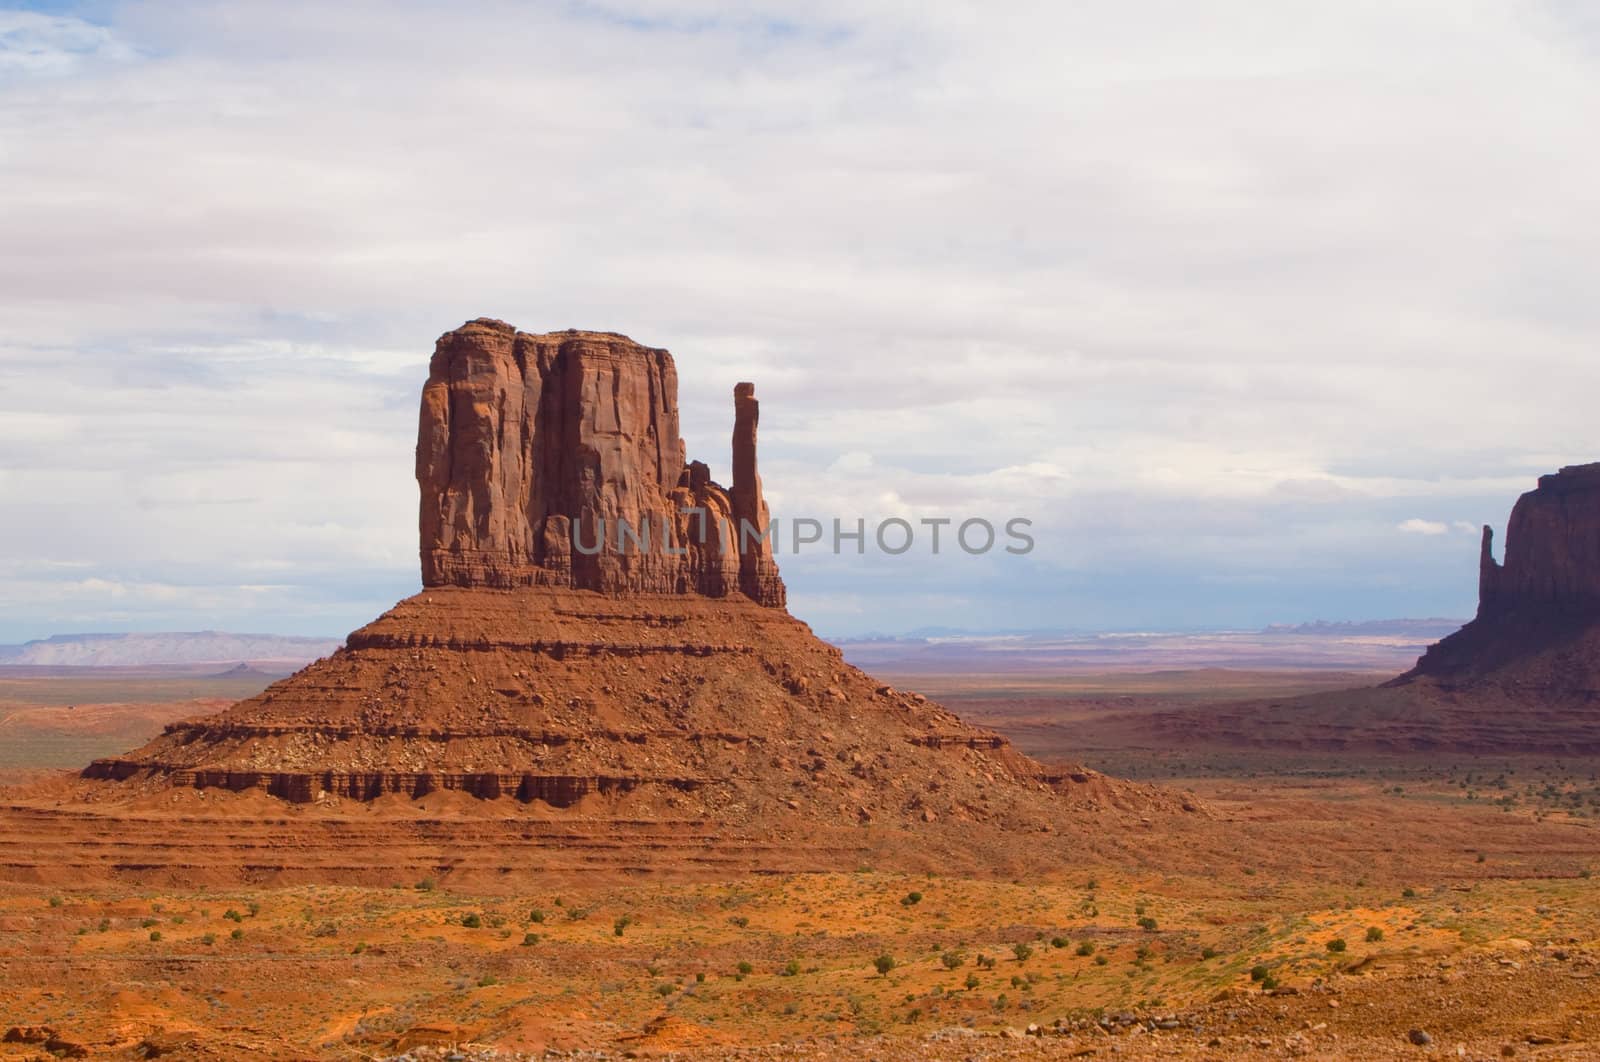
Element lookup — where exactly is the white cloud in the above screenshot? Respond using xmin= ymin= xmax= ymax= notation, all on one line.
xmin=1 ymin=0 xmax=1595 ymax=637
xmin=1397 ymin=518 xmax=1450 ymax=536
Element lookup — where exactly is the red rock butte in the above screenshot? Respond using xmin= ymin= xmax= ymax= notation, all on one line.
xmin=417 ymin=321 xmax=784 ymax=606
xmin=2 ymin=318 xmax=1183 ymax=884
xmin=1130 ymin=462 xmax=1600 ymax=758
xmin=1394 ymin=461 xmax=1600 ymax=693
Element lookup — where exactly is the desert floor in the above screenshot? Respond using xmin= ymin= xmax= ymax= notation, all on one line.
xmin=1 ymin=667 xmax=1597 ymax=1061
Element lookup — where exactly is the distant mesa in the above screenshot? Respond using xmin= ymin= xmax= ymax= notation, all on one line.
xmin=37 ymin=318 xmax=1178 ymax=883
xmin=0 ymin=632 xmax=340 ymax=669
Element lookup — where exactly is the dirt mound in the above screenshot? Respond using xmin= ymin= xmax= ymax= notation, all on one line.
xmin=79 ymin=586 xmax=1152 ymax=824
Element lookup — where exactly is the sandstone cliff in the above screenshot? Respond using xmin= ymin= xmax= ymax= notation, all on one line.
xmin=417 ymin=319 xmax=785 ymax=607
xmin=1478 ymin=462 xmax=1600 ymax=617
xmin=1393 ymin=461 xmax=1600 ymax=695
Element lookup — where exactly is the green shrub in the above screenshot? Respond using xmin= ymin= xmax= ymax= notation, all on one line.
xmin=1137 ymin=916 xmax=1158 ymax=932
xmin=901 ymin=891 xmax=922 ymax=907
xmin=782 ymin=959 xmax=801 ymax=977
xmin=1250 ymin=964 xmax=1270 ymax=982
xmin=1326 ymin=938 xmax=1347 ymax=953
xmin=461 ymin=913 xmax=482 ymax=929
xmin=941 ymin=950 xmax=965 ymax=970
xmin=1075 ymin=941 xmax=1095 ymax=957
xmin=874 ymin=954 xmax=896 ymax=976
xmin=1365 ymin=927 xmax=1384 ymax=943
xmin=1012 ymin=942 xmax=1033 ymax=962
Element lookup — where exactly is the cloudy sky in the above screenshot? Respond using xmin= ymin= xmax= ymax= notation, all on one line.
xmin=1 ymin=0 xmax=1596 ymax=642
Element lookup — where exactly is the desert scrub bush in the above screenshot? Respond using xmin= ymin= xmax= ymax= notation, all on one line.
xmin=202 ymin=933 xmax=216 ymax=946
xmin=1012 ymin=942 xmax=1033 ymax=962
xmin=1326 ymin=938 xmax=1347 ymax=953
xmin=48 ymin=896 xmax=63 ymax=908
xmin=312 ymin=922 xmax=339 ymax=938
xmin=735 ymin=961 xmax=754 ymax=980
xmin=901 ymin=891 xmax=922 ymax=907
xmin=874 ymin=954 xmax=896 ymax=976
xmin=223 ymin=909 xmax=244 ymax=923
xmin=1050 ymin=936 xmax=1069 ymax=949
xmin=941 ymin=950 xmax=965 ymax=970
xmin=230 ymin=929 xmax=243 ymax=940
xmin=964 ymin=972 xmax=980 ymax=990
xmin=148 ymin=931 xmax=162 ymax=942
xmin=782 ymin=959 xmax=801 ymax=977
xmin=1138 ymin=916 xmax=1158 ymax=932
xmin=1094 ymin=954 xmax=1108 ymax=966
xmin=1366 ymin=927 xmax=1385 ymax=942
xmin=656 ymin=983 xmax=675 ymax=997
xmin=521 ymin=932 xmax=540 ymax=946
xmin=478 ymin=974 xmax=498 ymax=988
xmin=565 ymin=906 xmax=590 ymax=922
xmin=1075 ymin=941 xmax=1095 ymax=957
xmin=1201 ymin=946 xmax=1219 ymax=959
xmin=415 ymin=878 xmax=436 ymax=892
xmin=613 ymin=915 xmax=633 ymax=937
xmin=461 ymin=913 xmax=482 ymax=929
xmin=1250 ymin=964 xmax=1271 ymax=982
xmin=141 ymin=918 xmax=159 ymax=929
xmin=727 ymin=915 xmax=749 ymax=928
xmin=528 ymin=908 xmax=545 ymax=923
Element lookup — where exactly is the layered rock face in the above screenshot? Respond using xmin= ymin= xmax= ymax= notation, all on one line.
xmin=70 ymin=317 xmax=1170 ymax=872
xmin=417 ymin=319 xmax=784 ymax=608
xmin=1478 ymin=463 xmax=1600 ymax=617
xmin=1395 ymin=461 xmax=1600 ymax=696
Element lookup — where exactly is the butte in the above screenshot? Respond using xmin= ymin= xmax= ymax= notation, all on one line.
xmin=0 ymin=319 xmax=1184 ymax=886
xmin=1123 ymin=463 xmax=1600 ymax=755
